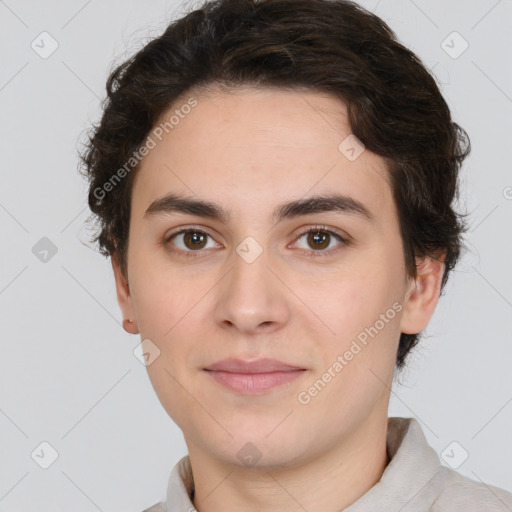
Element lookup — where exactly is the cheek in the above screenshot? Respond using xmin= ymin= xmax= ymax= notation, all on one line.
xmin=128 ymin=256 xmax=207 ymax=338
xmin=301 ymin=260 xmax=405 ymax=380
xmin=299 ymin=264 xmax=398 ymax=340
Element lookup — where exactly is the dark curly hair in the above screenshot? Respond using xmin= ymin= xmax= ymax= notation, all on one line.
xmin=79 ymin=0 xmax=470 ymax=371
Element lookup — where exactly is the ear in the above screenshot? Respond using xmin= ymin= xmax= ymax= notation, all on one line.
xmin=111 ymin=252 xmax=139 ymax=334
xmin=399 ymin=253 xmax=445 ymax=335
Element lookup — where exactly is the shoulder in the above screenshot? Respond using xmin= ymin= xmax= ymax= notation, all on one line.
xmin=431 ymin=467 xmax=512 ymax=511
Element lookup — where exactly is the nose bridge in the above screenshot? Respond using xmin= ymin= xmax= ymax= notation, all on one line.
xmin=214 ymin=237 xmax=290 ymax=333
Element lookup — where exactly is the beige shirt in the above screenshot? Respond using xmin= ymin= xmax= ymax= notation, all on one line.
xmin=143 ymin=416 xmax=512 ymax=511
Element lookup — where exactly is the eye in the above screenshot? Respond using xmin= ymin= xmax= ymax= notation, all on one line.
xmin=163 ymin=225 xmax=348 ymax=259
xmin=164 ymin=227 xmax=220 ymax=257
xmin=292 ymin=226 xmax=347 ymax=258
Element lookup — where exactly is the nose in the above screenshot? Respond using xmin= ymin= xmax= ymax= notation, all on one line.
xmin=214 ymin=245 xmax=291 ymax=336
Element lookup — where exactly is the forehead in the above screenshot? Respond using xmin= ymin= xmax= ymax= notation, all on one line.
xmin=131 ymin=87 xmax=393 ymax=223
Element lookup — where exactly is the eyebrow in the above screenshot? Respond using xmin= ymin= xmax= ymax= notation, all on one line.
xmin=144 ymin=192 xmax=374 ymax=224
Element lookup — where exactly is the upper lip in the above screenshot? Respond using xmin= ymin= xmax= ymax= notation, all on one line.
xmin=204 ymin=358 xmax=305 ymax=373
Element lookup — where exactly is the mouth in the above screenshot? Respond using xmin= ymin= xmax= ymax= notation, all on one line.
xmin=203 ymin=358 xmax=307 ymax=394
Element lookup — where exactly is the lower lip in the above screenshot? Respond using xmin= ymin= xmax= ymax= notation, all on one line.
xmin=204 ymin=370 xmax=305 ymax=394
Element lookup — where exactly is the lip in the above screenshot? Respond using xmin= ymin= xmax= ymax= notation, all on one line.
xmin=204 ymin=357 xmax=304 ymax=373
xmin=203 ymin=358 xmax=307 ymax=394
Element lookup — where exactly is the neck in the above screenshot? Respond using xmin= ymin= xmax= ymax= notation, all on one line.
xmin=186 ymin=410 xmax=390 ymax=512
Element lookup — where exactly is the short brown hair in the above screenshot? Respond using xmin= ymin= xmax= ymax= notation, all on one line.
xmin=79 ymin=0 xmax=470 ymax=371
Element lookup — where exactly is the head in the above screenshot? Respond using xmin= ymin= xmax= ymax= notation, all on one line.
xmin=80 ymin=0 xmax=469 ymax=469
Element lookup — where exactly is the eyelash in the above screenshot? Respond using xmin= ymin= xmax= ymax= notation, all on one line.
xmin=163 ymin=224 xmax=348 ymax=260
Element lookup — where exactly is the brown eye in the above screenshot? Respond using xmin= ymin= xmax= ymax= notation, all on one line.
xmin=306 ymin=231 xmax=331 ymax=250
xmin=166 ymin=229 xmax=218 ymax=255
xmin=182 ymin=231 xmax=208 ymax=250
xmin=293 ymin=226 xmax=347 ymax=258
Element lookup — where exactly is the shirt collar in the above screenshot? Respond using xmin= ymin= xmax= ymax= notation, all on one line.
xmin=166 ymin=417 xmax=441 ymax=512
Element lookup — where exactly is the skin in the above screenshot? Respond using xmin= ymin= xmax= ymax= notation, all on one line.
xmin=112 ymin=86 xmax=444 ymax=512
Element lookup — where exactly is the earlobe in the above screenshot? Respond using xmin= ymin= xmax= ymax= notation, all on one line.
xmin=399 ymin=254 xmax=445 ymax=335
xmin=111 ymin=253 xmax=139 ymax=334
xmin=122 ymin=318 xmax=139 ymax=335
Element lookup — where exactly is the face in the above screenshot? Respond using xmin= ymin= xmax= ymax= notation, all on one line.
xmin=112 ymin=86 xmax=443 ymax=469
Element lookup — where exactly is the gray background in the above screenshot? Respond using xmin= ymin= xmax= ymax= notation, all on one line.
xmin=1 ymin=0 xmax=511 ymax=510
